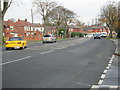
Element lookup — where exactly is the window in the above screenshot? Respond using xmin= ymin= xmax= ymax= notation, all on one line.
xmin=10 ymin=26 xmax=13 ymax=30
xmin=9 ymin=37 xmax=23 ymax=41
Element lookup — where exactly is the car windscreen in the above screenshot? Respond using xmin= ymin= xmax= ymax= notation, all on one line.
xmin=95 ymin=34 xmax=101 ymax=36
xmin=44 ymin=35 xmax=51 ymax=37
xmin=9 ymin=37 xmax=23 ymax=41
xmin=101 ymin=33 xmax=106 ymax=35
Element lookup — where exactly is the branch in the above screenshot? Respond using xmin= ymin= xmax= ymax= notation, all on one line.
xmin=2 ymin=0 xmax=13 ymax=18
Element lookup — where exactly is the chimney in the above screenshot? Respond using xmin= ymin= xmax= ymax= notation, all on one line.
xmin=25 ymin=19 xmax=27 ymax=22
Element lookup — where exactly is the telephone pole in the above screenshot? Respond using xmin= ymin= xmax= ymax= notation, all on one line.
xmin=31 ymin=9 xmax=35 ymax=40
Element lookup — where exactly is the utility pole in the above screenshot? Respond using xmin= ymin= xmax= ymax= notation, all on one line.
xmin=31 ymin=9 xmax=34 ymax=40
xmin=31 ymin=9 xmax=34 ymax=24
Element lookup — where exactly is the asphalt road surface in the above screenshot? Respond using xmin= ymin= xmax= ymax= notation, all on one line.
xmin=2 ymin=38 xmax=115 ymax=88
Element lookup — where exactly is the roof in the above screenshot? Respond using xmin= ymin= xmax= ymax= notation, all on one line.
xmin=91 ymin=26 xmax=100 ymax=29
xmin=14 ymin=19 xmax=33 ymax=27
xmin=4 ymin=20 xmax=14 ymax=26
xmin=70 ymin=25 xmax=80 ymax=29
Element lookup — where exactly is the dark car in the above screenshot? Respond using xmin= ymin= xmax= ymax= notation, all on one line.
xmin=94 ymin=34 xmax=101 ymax=39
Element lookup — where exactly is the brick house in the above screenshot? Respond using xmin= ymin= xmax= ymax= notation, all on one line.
xmin=4 ymin=20 xmax=16 ymax=39
xmin=4 ymin=19 xmax=43 ymax=41
xmin=83 ymin=25 xmax=110 ymax=34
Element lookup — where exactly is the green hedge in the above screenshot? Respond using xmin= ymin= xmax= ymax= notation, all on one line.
xmin=71 ymin=32 xmax=86 ymax=37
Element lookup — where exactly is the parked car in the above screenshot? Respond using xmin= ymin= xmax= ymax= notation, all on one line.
xmin=86 ymin=34 xmax=93 ymax=38
xmin=42 ymin=34 xmax=56 ymax=43
xmin=101 ymin=32 xmax=108 ymax=38
xmin=94 ymin=34 xmax=101 ymax=39
xmin=5 ymin=37 xmax=27 ymax=50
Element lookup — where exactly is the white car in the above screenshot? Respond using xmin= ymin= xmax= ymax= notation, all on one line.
xmin=86 ymin=34 xmax=93 ymax=38
xmin=101 ymin=32 xmax=108 ymax=38
xmin=42 ymin=34 xmax=56 ymax=43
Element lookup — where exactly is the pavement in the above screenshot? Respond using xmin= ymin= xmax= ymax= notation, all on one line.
xmin=91 ymin=39 xmax=120 ymax=90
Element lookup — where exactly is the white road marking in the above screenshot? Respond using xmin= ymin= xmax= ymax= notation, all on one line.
xmin=91 ymin=85 xmax=119 ymax=89
xmin=111 ymin=55 xmax=114 ymax=60
xmin=109 ymin=86 xmax=118 ymax=89
xmin=98 ymin=80 xmax=103 ymax=85
xmin=109 ymin=61 xmax=112 ymax=64
xmin=103 ymin=69 xmax=108 ymax=74
xmin=108 ymin=64 xmax=111 ymax=67
xmin=0 ymin=56 xmax=31 ymax=65
xmin=40 ymin=50 xmax=55 ymax=54
xmin=101 ymin=74 xmax=106 ymax=79
xmin=90 ymin=85 xmax=99 ymax=89
xmin=106 ymin=66 xmax=110 ymax=69
xmin=110 ymin=59 xmax=113 ymax=62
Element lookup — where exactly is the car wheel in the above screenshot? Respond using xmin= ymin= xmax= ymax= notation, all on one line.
xmin=25 ymin=45 xmax=27 ymax=48
xmin=6 ymin=48 xmax=9 ymax=50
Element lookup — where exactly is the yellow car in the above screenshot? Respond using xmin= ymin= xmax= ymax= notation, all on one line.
xmin=5 ymin=37 xmax=27 ymax=50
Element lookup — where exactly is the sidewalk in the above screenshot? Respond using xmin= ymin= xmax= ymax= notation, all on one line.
xmin=101 ymin=39 xmax=119 ymax=89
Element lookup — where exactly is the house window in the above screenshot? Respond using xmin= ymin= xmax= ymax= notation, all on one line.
xmin=24 ymin=26 xmax=27 ymax=31
xmin=10 ymin=26 xmax=13 ymax=30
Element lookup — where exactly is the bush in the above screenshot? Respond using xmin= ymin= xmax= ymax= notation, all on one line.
xmin=71 ymin=32 xmax=86 ymax=37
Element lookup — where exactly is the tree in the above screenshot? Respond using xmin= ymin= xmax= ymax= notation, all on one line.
xmin=99 ymin=1 xmax=118 ymax=38
xmin=118 ymin=1 xmax=120 ymax=38
xmin=33 ymin=0 xmax=57 ymax=34
xmin=48 ymin=6 xmax=67 ymax=37
xmin=62 ymin=8 xmax=76 ymax=38
xmin=48 ymin=6 xmax=76 ymax=38
xmin=0 ymin=0 xmax=12 ymax=44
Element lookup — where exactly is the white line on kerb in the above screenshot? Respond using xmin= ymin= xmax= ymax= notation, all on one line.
xmin=0 ymin=56 xmax=31 ymax=65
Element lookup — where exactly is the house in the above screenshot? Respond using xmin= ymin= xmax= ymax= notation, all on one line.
xmin=68 ymin=25 xmax=83 ymax=33
xmin=4 ymin=19 xmax=16 ymax=39
xmin=4 ymin=19 xmax=43 ymax=41
xmin=83 ymin=25 xmax=110 ymax=35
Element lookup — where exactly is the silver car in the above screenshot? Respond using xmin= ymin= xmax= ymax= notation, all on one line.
xmin=42 ymin=34 xmax=56 ymax=43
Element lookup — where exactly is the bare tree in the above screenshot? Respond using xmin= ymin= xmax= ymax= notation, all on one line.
xmin=62 ymin=8 xmax=76 ymax=38
xmin=0 ymin=0 xmax=13 ymax=44
xmin=48 ymin=6 xmax=76 ymax=37
xmin=33 ymin=0 xmax=57 ymax=34
xmin=100 ymin=1 xmax=118 ymax=38
xmin=48 ymin=6 xmax=67 ymax=37
xmin=118 ymin=1 xmax=120 ymax=38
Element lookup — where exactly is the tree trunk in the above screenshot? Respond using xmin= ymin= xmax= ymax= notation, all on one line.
xmin=0 ymin=9 xmax=3 ymax=45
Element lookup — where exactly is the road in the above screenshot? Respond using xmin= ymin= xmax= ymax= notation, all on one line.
xmin=2 ymin=38 xmax=115 ymax=88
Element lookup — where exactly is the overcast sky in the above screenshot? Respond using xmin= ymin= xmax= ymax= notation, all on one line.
xmin=4 ymin=0 xmax=119 ymax=25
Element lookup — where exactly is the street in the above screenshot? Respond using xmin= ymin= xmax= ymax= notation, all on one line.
xmin=2 ymin=38 xmax=115 ymax=88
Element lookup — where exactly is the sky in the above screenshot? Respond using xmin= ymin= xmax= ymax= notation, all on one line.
xmin=4 ymin=0 xmax=119 ymax=25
